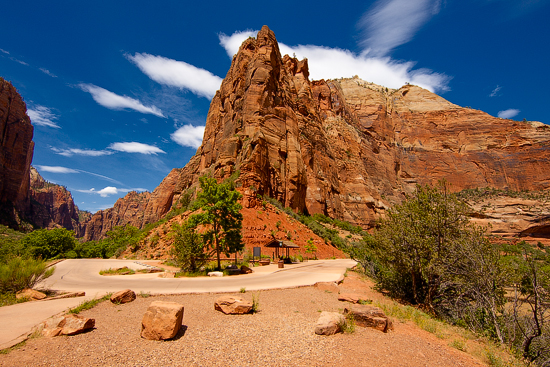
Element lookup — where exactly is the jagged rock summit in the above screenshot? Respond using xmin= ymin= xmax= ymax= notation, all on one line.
xmin=83 ymin=25 xmax=550 ymax=240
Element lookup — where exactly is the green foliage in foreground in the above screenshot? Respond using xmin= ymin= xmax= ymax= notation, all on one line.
xmin=0 ymin=257 xmax=54 ymax=294
xmin=345 ymin=181 xmax=550 ymax=366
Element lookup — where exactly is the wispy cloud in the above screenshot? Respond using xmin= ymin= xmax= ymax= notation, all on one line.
xmin=79 ymin=83 xmax=165 ymax=117
xmin=27 ymin=105 xmax=61 ymax=128
xmin=171 ymin=125 xmax=205 ymax=149
xmin=51 ymin=147 xmax=113 ymax=157
xmin=76 ymin=186 xmax=146 ymax=197
xmin=108 ymin=142 xmax=165 ymax=155
xmin=490 ymin=85 xmax=502 ymax=97
xmin=357 ymin=0 xmax=441 ymax=56
xmin=127 ymin=53 xmax=222 ymax=99
xmin=39 ymin=68 xmax=57 ymax=78
xmin=35 ymin=165 xmax=78 ymax=174
xmin=498 ymin=109 xmax=520 ymax=119
xmin=220 ymin=30 xmax=450 ymax=93
xmin=0 ymin=49 xmax=9 ymax=55
xmin=35 ymin=165 xmax=123 ymax=185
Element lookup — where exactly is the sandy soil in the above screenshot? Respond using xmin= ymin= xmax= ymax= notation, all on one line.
xmin=0 ymin=273 xmax=486 ymax=367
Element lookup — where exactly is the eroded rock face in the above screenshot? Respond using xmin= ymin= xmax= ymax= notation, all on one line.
xmin=0 ymin=78 xmax=34 ymax=228
xmin=167 ymin=26 xmax=550 ymax=228
xmin=27 ymin=167 xmax=87 ymax=236
xmin=82 ymin=168 xmax=180 ymax=241
xmin=83 ymin=25 xmax=550 ymax=237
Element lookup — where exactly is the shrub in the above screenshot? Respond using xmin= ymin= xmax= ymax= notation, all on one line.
xmin=170 ymin=221 xmax=209 ymax=273
xmin=0 ymin=257 xmax=55 ymax=294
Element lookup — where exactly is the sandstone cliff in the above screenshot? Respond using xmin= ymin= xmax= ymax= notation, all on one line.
xmin=82 ymin=26 xmax=550 ymax=243
xmin=27 ymin=167 xmax=88 ymax=236
xmin=168 ymin=26 xmax=550 ymax=227
xmin=0 ymin=78 xmax=34 ymax=229
xmin=81 ymin=168 xmax=180 ymax=240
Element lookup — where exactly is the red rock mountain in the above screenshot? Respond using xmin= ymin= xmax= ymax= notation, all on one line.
xmin=83 ymin=26 xmax=550 ymax=240
xmin=0 ymin=77 xmax=34 ymax=228
xmin=28 ymin=167 xmax=89 ymax=236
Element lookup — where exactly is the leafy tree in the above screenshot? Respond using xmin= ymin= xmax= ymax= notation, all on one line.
xmin=21 ymin=228 xmax=77 ymax=259
xmin=105 ymin=224 xmax=142 ymax=254
xmin=170 ymin=221 xmax=209 ymax=272
xmin=305 ymin=238 xmax=317 ymax=260
xmin=190 ymin=175 xmax=244 ymax=270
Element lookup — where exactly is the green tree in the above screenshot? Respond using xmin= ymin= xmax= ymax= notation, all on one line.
xmin=305 ymin=238 xmax=317 ymax=260
xmin=170 ymin=221 xmax=209 ymax=272
xmin=21 ymin=228 xmax=77 ymax=259
xmin=190 ymin=175 xmax=244 ymax=270
xmin=105 ymin=224 xmax=142 ymax=254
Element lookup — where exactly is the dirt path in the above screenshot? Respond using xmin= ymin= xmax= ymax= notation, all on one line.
xmin=0 ymin=273 xmax=487 ymax=367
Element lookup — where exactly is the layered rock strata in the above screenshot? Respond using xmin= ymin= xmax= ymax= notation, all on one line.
xmin=0 ymin=78 xmax=34 ymax=227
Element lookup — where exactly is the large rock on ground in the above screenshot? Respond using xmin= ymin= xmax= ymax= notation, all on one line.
xmin=315 ymin=311 xmax=344 ymax=335
xmin=344 ymin=304 xmax=393 ymax=333
xmin=314 ymin=282 xmax=340 ymax=293
xmin=214 ymin=296 xmax=253 ymax=315
xmin=16 ymin=288 xmax=46 ymax=301
xmin=38 ymin=314 xmax=95 ymax=337
xmin=141 ymin=301 xmax=184 ymax=340
xmin=110 ymin=289 xmax=136 ymax=304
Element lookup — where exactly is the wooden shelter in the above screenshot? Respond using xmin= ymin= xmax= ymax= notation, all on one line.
xmin=264 ymin=239 xmax=299 ymax=259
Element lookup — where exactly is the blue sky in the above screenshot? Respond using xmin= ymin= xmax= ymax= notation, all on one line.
xmin=2 ymin=0 xmax=548 ymax=213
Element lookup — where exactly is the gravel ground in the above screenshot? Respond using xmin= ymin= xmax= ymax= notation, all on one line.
xmin=0 ymin=274 xmax=486 ymax=367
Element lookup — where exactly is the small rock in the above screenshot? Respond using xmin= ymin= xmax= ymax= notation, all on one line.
xmin=208 ymin=271 xmax=223 ymax=277
xmin=110 ymin=289 xmax=136 ymax=304
xmin=315 ymin=311 xmax=344 ymax=335
xmin=141 ymin=301 xmax=184 ymax=341
xmin=344 ymin=304 xmax=393 ymax=332
xmin=240 ymin=265 xmax=253 ymax=274
xmin=214 ymin=296 xmax=253 ymax=315
xmin=16 ymin=288 xmax=47 ymax=301
xmin=39 ymin=314 xmax=95 ymax=337
xmin=314 ymin=282 xmax=340 ymax=293
xmin=338 ymin=293 xmax=368 ymax=304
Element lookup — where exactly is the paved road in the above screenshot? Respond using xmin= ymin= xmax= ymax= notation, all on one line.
xmin=0 ymin=258 xmax=355 ymax=350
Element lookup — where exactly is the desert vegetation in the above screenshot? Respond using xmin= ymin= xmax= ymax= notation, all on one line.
xmin=345 ymin=181 xmax=550 ymax=366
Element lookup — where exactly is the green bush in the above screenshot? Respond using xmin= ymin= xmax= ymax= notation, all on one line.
xmin=170 ymin=221 xmax=209 ymax=272
xmin=0 ymin=257 xmax=55 ymax=294
xmin=21 ymin=228 xmax=77 ymax=259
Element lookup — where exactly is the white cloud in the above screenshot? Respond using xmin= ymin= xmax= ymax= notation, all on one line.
xmin=76 ymin=186 xmax=146 ymax=197
xmin=79 ymin=83 xmax=165 ymax=117
xmin=127 ymin=53 xmax=222 ymax=99
xmin=219 ymin=30 xmax=450 ymax=93
xmin=490 ymin=85 xmax=502 ymax=97
xmin=35 ymin=165 xmax=78 ymax=174
xmin=27 ymin=105 xmax=61 ymax=128
xmin=219 ymin=30 xmax=257 ymax=57
xmin=51 ymin=147 xmax=113 ymax=157
xmin=498 ymin=109 xmax=520 ymax=119
xmin=108 ymin=142 xmax=166 ymax=155
xmin=171 ymin=125 xmax=205 ymax=149
xmin=39 ymin=68 xmax=57 ymax=78
xmin=0 ymin=49 xmax=9 ymax=55
xmin=358 ymin=0 xmax=441 ymax=56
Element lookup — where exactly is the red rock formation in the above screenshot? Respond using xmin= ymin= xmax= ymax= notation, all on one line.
xmin=0 ymin=77 xmax=34 ymax=228
xmin=28 ymin=167 xmax=86 ymax=236
xmin=82 ymin=169 xmax=180 ymax=240
xmin=85 ymin=26 xmax=550 ymax=239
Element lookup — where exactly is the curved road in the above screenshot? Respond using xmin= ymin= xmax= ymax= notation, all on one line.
xmin=0 ymin=258 xmax=355 ymax=349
